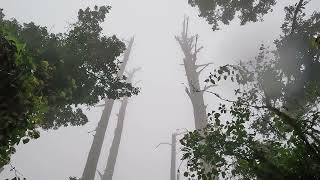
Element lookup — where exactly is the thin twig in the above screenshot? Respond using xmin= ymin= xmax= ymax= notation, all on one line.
xmin=155 ymin=142 xmax=172 ymax=149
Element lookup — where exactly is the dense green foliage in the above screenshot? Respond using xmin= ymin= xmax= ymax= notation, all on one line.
xmin=188 ymin=0 xmax=276 ymax=30
xmin=181 ymin=0 xmax=320 ymax=179
xmin=0 ymin=6 xmax=138 ymax=167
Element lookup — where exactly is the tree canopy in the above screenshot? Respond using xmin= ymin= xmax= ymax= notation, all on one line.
xmin=188 ymin=0 xmax=276 ymax=30
xmin=0 ymin=5 xmax=138 ymax=167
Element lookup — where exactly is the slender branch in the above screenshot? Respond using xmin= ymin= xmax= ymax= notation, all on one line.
xmin=0 ymin=157 xmax=24 ymax=178
xmin=155 ymin=142 xmax=172 ymax=149
xmin=201 ymin=90 xmax=236 ymax=103
xmin=197 ymin=63 xmax=213 ymax=68
xmin=196 ymin=47 xmax=203 ymax=53
xmin=203 ymin=85 xmax=217 ymax=91
xmin=201 ymin=90 xmax=268 ymax=110
xmin=182 ymin=17 xmax=186 ymax=37
xmin=177 ymin=159 xmax=185 ymax=171
xmin=194 ymin=35 xmax=198 ymax=57
xmin=197 ymin=63 xmax=211 ymax=74
xmin=125 ymin=67 xmax=141 ymax=84
xmin=87 ymin=129 xmax=96 ymax=134
xmin=133 ymin=80 xmax=142 ymax=86
xmin=193 ymin=35 xmax=199 ymax=62
xmin=186 ymin=17 xmax=189 ymax=37
xmin=185 ymin=86 xmax=192 ymax=99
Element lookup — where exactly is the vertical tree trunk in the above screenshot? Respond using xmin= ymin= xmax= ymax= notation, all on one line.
xmin=100 ymin=68 xmax=139 ymax=180
xmin=175 ymin=18 xmax=208 ymax=130
xmin=176 ymin=18 xmax=215 ymax=179
xmin=81 ymin=37 xmax=134 ymax=180
xmin=101 ymin=97 xmax=128 ymax=180
xmin=170 ymin=133 xmax=177 ymax=180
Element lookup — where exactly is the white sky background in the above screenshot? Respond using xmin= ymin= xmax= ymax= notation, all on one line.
xmin=0 ymin=0 xmax=319 ymax=180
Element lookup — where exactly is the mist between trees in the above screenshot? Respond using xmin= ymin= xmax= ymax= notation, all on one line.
xmin=0 ymin=0 xmax=320 ymax=179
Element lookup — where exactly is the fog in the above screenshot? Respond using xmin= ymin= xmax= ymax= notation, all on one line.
xmin=0 ymin=0 xmax=319 ymax=179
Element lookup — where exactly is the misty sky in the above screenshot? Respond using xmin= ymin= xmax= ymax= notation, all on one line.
xmin=0 ymin=0 xmax=319 ymax=180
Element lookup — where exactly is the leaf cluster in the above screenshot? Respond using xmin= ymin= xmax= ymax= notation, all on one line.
xmin=0 ymin=6 xmax=138 ymax=166
xmin=188 ymin=0 xmax=276 ymax=30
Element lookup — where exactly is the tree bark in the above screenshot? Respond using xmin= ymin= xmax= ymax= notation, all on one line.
xmin=101 ymin=68 xmax=139 ymax=180
xmin=176 ymin=18 xmax=216 ymax=179
xmin=170 ymin=133 xmax=177 ymax=180
xmin=101 ymin=97 xmax=128 ymax=180
xmin=175 ymin=17 xmax=207 ymax=130
xmin=81 ymin=37 xmax=134 ymax=180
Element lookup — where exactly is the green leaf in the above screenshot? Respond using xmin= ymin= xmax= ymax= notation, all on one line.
xmin=22 ymin=138 xmax=30 ymax=144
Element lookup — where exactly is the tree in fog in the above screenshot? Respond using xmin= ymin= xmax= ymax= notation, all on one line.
xmin=0 ymin=6 xmax=138 ymax=167
xmin=98 ymin=68 xmax=140 ymax=180
xmin=175 ymin=17 xmax=212 ymax=130
xmin=180 ymin=0 xmax=320 ymax=179
xmin=175 ymin=17 xmax=216 ymax=179
xmin=81 ymin=37 xmax=135 ymax=180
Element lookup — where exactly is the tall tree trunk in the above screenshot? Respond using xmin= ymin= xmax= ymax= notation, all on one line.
xmin=100 ymin=68 xmax=139 ymax=180
xmin=100 ymin=97 xmax=128 ymax=180
xmin=170 ymin=133 xmax=177 ymax=180
xmin=175 ymin=18 xmax=208 ymax=129
xmin=81 ymin=37 xmax=134 ymax=180
xmin=175 ymin=18 xmax=215 ymax=179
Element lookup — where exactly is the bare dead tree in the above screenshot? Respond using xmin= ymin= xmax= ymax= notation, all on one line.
xmin=175 ymin=18 xmax=217 ymax=179
xmin=156 ymin=132 xmax=177 ymax=180
xmin=175 ymin=17 xmax=212 ymax=130
xmin=100 ymin=68 xmax=140 ymax=180
xmin=155 ymin=129 xmax=188 ymax=180
xmin=81 ymin=37 xmax=135 ymax=180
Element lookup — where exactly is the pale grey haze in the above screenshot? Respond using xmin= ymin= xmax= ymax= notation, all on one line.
xmin=0 ymin=0 xmax=319 ymax=180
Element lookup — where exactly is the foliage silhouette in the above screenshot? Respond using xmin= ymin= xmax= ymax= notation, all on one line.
xmin=188 ymin=0 xmax=276 ymax=30
xmin=0 ymin=6 xmax=138 ymax=167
